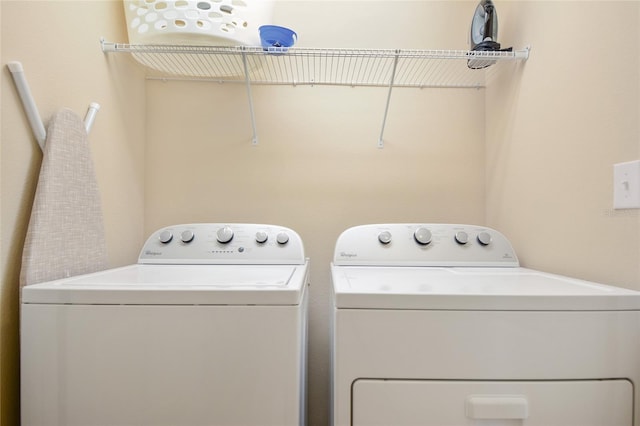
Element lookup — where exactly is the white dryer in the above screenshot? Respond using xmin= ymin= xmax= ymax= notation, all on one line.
xmin=22 ymin=223 xmax=309 ymax=426
xmin=331 ymin=223 xmax=640 ymax=426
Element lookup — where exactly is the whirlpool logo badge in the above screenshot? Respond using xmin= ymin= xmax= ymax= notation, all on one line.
xmin=340 ymin=252 xmax=358 ymax=259
xmin=145 ymin=250 xmax=163 ymax=256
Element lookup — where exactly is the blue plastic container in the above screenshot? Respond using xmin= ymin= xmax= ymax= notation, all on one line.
xmin=259 ymin=25 xmax=297 ymax=51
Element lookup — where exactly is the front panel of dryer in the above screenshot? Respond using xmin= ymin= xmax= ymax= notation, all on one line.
xmin=352 ymin=379 xmax=632 ymax=425
xmin=330 ymin=225 xmax=640 ymax=426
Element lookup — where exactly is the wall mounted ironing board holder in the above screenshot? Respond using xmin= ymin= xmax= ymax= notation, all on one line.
xmin=7 ymin=61 xmax=100 ymax=151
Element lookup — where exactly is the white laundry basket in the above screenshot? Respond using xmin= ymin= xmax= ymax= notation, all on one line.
xmin=123 ymin=0 xmax=273 ymax=46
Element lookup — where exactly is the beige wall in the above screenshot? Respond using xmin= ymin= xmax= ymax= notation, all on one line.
xmin=1 ymin=1 xmax=640 ymax=426
xmin=1 ymin=1 xmax=146 ymax=424
xmin=145 ymin=2 xmax=484 ymax=424
xmin=486 ymin=1 xmax=640 ymax=288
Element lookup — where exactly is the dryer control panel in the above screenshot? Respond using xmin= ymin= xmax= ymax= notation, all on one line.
xmin=333 ymin=224 xmax=519 ymax=267
xmin=139 ymin=223 xmax=305 ymax=265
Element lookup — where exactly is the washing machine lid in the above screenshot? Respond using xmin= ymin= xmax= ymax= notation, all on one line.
xmin=22 ymin=263 xmax=308 ymax=306
xmin=332 ymin=266 xmax=640 ymax=311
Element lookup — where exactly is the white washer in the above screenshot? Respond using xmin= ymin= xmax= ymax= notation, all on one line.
xmin=22 ymin=223 xmax=309 ymax=426
xmin=331 ymin=223 xmax=640 ymax=426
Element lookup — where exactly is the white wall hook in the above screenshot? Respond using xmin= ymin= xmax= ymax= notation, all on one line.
xmin=84 ymin=102 xmax=101 ymax=133
xmin=7 ymin=61 xmax=46 ymax=149
xmin=7 ymin=61 xmax=100 ymax=150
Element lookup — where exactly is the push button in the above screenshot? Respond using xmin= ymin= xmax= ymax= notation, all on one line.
xmin=455 ymin=231 xmax=469 ymax=244
xmin=477 ymin=231 xmax=492 ymax=246
xmin=378 ymin=231 xmax=392 ymax=245
xmin=180 ymin=230 xmax=195 ymax=243
xmin=158 ymin=230 xmax=173 ymax=244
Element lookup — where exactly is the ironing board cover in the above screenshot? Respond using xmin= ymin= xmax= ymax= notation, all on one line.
xmin=20 ymin=108 xmax=108 ymax=287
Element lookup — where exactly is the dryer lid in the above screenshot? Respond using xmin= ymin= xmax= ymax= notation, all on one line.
xmin=332 ymin=266 xmax=640 ymax=311
xmin=22 ymin=263 xmax=308 ymax=306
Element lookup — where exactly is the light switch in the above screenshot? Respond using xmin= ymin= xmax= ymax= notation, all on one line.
xmin=613 ymin=160 xmax=640 ymax=209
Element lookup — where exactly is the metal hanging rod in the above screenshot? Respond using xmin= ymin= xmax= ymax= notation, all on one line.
xmin=7 ymin=61 xmax=100 ymax=150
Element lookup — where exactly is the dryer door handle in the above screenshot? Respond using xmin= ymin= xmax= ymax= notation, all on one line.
xmin=465 ymin=395 xmax=529 ymax=420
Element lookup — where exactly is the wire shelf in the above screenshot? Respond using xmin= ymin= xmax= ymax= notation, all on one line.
xmin=101 ymin=39 xmax=529 ymax=147
xmin=101 ymin=40 xmax=529 ymax=88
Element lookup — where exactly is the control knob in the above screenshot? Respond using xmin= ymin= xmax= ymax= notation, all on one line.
xmin=158 ymin=230 xmax=173 ymax=244
xmin=180 ymin=230 xmax=195 ymax=243
xmin=477 ymin=231 xmax=492 ymax=246
xmin=414 ymin=227 xmax=432 ymax=245
xmin=455 ymin=231 xmax=469 ymax=245
xmin=378 ymin=231 xmax=392 ymax=245
xmin=216 ymin=226 xmax=234 ymax=244
xmin=276 ymin=232 xmax=289 ymax=245
xmin=255 ymin=231 xmax=268 ymax=244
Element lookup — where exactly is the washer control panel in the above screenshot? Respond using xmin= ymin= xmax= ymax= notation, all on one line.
xmin=139 ymin=223 xmax=305 ymax=265
xmin=334 ymin=224 xmax=519 ymax=267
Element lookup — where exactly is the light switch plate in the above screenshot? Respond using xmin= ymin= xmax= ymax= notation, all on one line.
xmin=613 ymin=160 xmax=640 ymax=209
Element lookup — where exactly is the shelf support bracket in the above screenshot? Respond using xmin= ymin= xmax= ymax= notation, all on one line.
xmin=241 ymin=48 xmax=258 ymax=146
xmin=378 ymin=50 xmax=400 ymax=149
